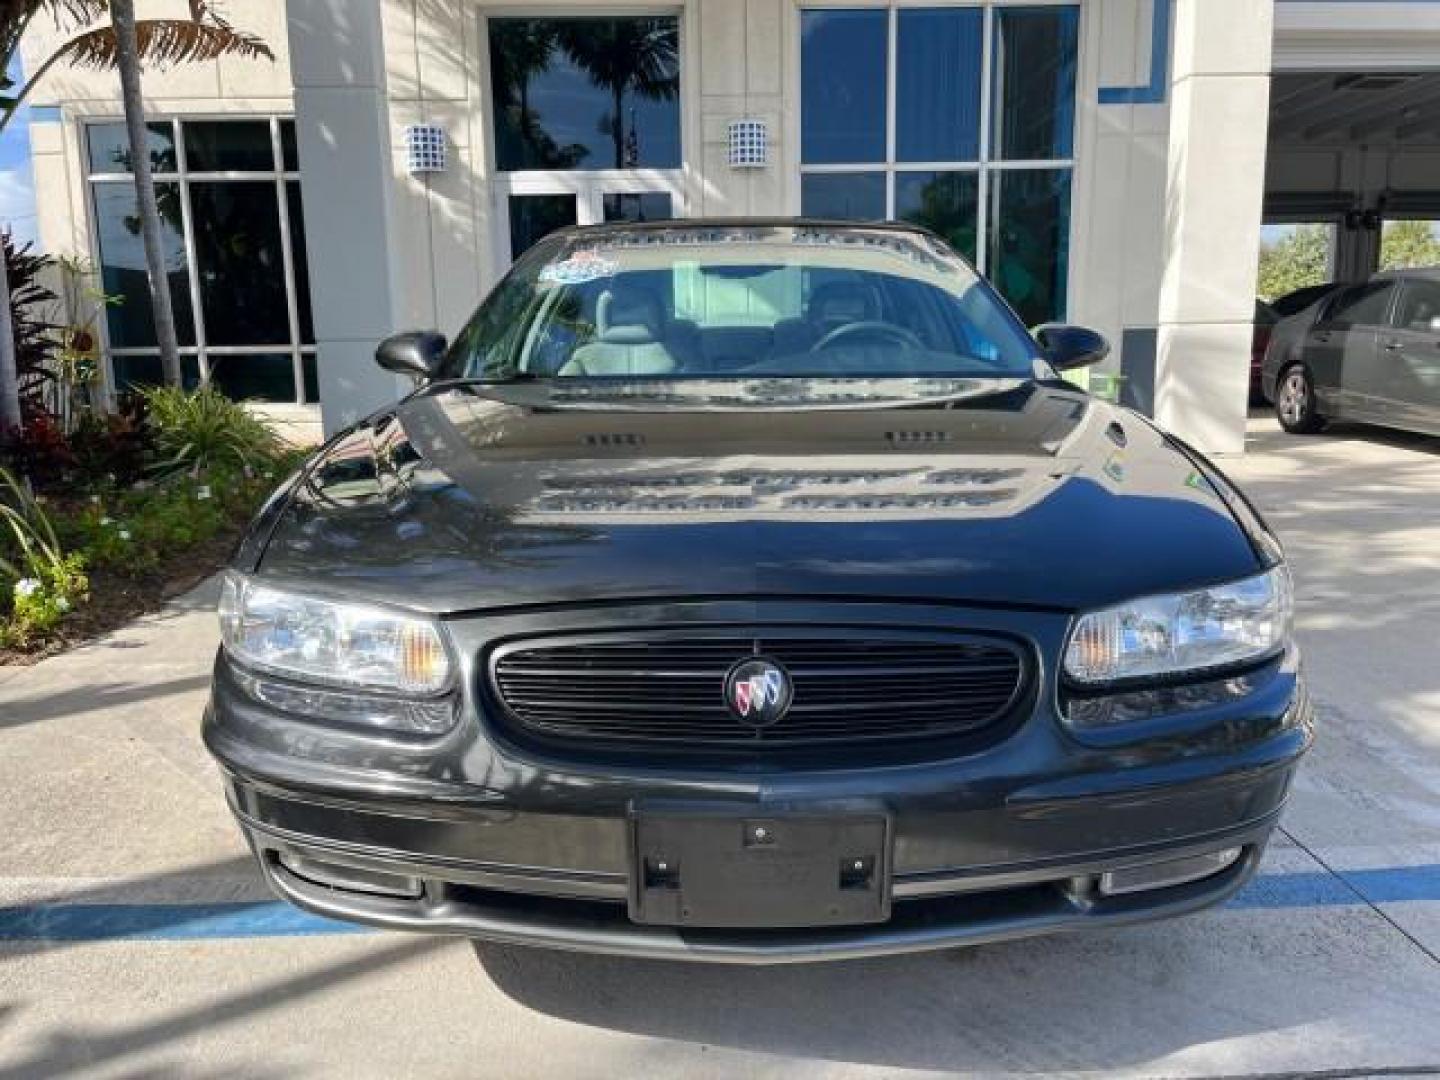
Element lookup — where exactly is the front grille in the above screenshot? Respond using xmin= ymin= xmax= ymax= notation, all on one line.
xmin=489 ymin=631 xmax=1026 ymax=750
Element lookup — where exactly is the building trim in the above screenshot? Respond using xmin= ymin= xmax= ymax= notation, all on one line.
xmin=1097 ymin=0 xmax=1170 ymax=106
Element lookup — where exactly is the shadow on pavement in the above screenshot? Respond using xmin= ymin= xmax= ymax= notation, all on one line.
xmin=0 ymin=937 xmax=444 ymax=1080
xmin=474 ymin=907 xmax=1431 ymax=1075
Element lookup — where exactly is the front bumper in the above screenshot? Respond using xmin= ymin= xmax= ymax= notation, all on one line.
xmin=206 ymin=600 xmax=1313 ymax=963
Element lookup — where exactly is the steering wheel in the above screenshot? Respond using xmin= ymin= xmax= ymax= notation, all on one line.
xmin=810 ymin=320 xmax=924 ymax=353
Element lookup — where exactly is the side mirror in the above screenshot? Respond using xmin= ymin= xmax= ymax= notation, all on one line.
xmin=1033 ymin=324 xmax=1110 ymax=371
xmin=376 ymin=331 xmax=447 ymax=380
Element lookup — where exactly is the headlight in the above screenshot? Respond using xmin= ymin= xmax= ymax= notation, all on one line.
xmin=1063 ymin=567 xmax=1292 ymax=685
xmin=218 ymin=572 xmax=451 ymax=694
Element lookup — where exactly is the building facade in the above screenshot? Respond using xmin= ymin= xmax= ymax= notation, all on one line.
xmin=23 ymin=0 xmax=1440 ymax=452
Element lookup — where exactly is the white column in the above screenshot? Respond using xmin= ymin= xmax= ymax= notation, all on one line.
xmin=287 ymin=0 xmax=410 ymax=434
xmin=1154 ymin=0 xmax=1273 ymax=454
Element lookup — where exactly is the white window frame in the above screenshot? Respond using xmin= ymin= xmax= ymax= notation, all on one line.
xmin=794 ymin=0 xmax=1079 ymax=280
xmin=476 ymin=6 xmax=690 ymax=268
xmin=83 ymin=115 xmax=317 ymax=408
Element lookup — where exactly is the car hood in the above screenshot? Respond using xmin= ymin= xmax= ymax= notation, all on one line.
xmin=252 ymin=379 xmax=1262 ymax=614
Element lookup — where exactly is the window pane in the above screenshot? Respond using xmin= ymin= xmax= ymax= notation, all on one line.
xmin=88 ymin=121 xmax=177 ymax=174
xmin=93 ymin=182 xmax=196 ymax=348
xmin=801 ymin=10 xmax=887 ymax=165
xmin=1394 ymin=278 xmax=1440 ymax=330
xmin=1257 ymin=222 xmax=1336 ymax=303
xmin=206 ymin=353 xmax=297 ymax=403
xmin=190 ymin=182 xmax=291 ymax=346
xmin=280 ymin=120 xmax=299 ymax=171
xmin=1380 ymin=219 xmax=1440 ymax=271
xmin=988 ymin=168 xmax=1071 ymax=326
xmin=509 ymin=194 xmax=577 ymax=259
xmin=302 ymin=353 xmax=320 ymax=404
xmin=112 ymin=354 xmax=200 ymax=393
xmin=801 ymin=173 xmax=886 ymax=220
xmin=603 ymin=192 xmax=673 ymax=223
xmin=992 ymin=7 xmax=1078 ymax=161
xmin=1328 ymin=282 xmax=1393 ymax=327
xmin=896 ymin=171 xmax=979 ymax=263
xmin=287 ymin=182 xmax=314 ymax=343
xmin=183 ymin=120 xmax=275 ymax=172
xmin=897 ymin=8 xmax=982 ymax=163
xmin=489 ymin=17 xmax=681 ymax=171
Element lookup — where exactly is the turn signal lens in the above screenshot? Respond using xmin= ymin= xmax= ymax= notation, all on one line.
xmin=1064 ymin=567 xmax=1292 ymax=685
xmin=219 ymin=572 xmax=452 ymax=695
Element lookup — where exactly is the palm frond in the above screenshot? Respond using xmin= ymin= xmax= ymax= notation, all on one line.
xmin=56 ymin=16 xmax=273 ymax=71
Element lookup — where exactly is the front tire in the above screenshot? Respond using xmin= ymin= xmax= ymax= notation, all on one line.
xmin=1275 ymin=364 xmax=1325 ymax=434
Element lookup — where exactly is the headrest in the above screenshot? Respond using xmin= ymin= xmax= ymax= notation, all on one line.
xmin=598 ymin=286 xmax=664 ymax=344
xmin=810 ymin=282 xmax=879 ymax=326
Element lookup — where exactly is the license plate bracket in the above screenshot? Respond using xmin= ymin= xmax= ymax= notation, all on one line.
xmin=629 ymin=809 xmax=891 ymax=928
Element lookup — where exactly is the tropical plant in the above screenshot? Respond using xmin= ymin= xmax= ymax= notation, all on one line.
xmin=46 ymin=253 xmax=118 ymax=431
xmin=142 ymin=385 xmax=280 ymax=474
xmin=1 ymin=231 xmax=58 ymax=411
xmin=0 ymin=463 xmax=87 ymax=643
xmin=555 ymin=18 xmax=678 ymax=168
xmin=0 ymin=1 xmax=272 ymax=427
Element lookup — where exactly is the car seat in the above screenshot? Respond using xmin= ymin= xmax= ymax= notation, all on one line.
xmin=559 ymin=285 xmax=679 ymax=376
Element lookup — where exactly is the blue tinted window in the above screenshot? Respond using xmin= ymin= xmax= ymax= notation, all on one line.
xmin=988 ymin=168 xmax=1071 ymax=326
xmin=896 ymin=8 xmax=982 ymax=163
xmin=992 ymin=8 xmax=1078 ymax=161
xmin=489 ymin=17 xmax=681 ymax=171
xmin=801 ymin=10 xmax=887 ymax=164
xmin=896 ymin=171 xmax=979 ymax=263
xmin=801 ymin=173 xmax=886 ymax=220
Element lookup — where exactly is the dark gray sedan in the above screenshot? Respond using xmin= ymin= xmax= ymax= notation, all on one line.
xmin=1263 ymin=268 xmax=1440 ymax=437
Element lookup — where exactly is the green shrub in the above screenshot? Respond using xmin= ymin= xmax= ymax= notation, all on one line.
xmin=1 ymin=466 xmax=89 ymax=645
xmin=143 ymin=386 xmax=282 ymax=474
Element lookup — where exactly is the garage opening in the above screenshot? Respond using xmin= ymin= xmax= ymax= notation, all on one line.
xmin=1262 ymin=70 xmax=1440 ymax=309
xmin=1254 ymin=70 xmax=1440 ymax=410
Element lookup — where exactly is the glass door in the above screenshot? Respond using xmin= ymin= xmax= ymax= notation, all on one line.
xmin=500 ymin=179 xmax=680 ymax=261
xmin=484 ymin=12 xmax=685 ymax=265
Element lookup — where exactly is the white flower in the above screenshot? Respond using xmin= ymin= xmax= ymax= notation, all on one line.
xmin=99 ymin=516 xmax=113 ymax=526
xmin=90 ymin=495 xmax=101 ymax=505
xmin=55 ymin=597 xmax=70 ymax=613
xmin=14 ymin=578 xmax=40 ymax=599
xmin=118 ymin=529 xmax=132 ymax=541
xmin=196 ymin=486 xmax=211 ymax=501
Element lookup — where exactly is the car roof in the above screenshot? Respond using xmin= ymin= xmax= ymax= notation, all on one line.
xmin=544 ymin=217 xmax=939 ymax=241
xmin=1372 ymin=266 xmax=1440 ymax=282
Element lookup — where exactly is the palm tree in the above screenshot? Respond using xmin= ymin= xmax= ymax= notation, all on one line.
xmin=555 ymin=18 xmax=678 ymax=169
xmin=0 ymin=1 xmax=269 ymax=429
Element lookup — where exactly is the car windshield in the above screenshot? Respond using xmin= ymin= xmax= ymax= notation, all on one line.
xmin=445 ymin=224 xmax=1041 ymax=382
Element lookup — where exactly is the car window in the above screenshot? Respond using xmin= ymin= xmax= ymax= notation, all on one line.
xmin=446 ymin=224 xmax=1042 ymax=381
xmin=1323 ymin=281 xmax=1395 ymax=328
xmin=1391 ymin=278 xmax=1440 ymax=332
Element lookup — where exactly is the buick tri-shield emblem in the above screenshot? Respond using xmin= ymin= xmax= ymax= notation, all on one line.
xmin=724 ymin=657 xmax=793 ymax=727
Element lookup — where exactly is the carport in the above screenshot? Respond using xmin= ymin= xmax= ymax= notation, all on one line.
xmin=1265 ymin=5 xmax=1440 ymax=294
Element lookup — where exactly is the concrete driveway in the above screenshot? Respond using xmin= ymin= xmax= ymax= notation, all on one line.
xmin=2 ymin=416 xmax=1438 ymax=1079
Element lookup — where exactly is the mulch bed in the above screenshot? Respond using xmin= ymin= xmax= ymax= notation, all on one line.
xmin=0 ymin=526 xmax=241 ymax=667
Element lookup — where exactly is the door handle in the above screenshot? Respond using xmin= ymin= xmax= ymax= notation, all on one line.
xmin=1312 ymin=332 xmax=1332 ymax=343
xmin=1383 ymin=340 xmax=1404 ymax=352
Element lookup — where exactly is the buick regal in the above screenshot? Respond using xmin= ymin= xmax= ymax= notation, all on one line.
xmin=205 ymin=221 xmax=1311 ymax=963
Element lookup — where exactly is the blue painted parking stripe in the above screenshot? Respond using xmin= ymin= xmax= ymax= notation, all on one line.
xmin=1 ymin=865 xmax=1435 ymax=942
xmin=0 ymin=902 xmax=369 ymax=941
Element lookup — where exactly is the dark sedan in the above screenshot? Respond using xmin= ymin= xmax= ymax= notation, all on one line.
xmin=206 ymin=221 xmax=1311 ymax=963
xmin=1263 ymin=268 xmax=1440 ymax=436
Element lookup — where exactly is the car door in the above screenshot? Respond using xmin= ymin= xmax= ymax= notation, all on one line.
xmin=1379 ymin=276 xmax=1440 ymax=436
xmin=1305 ymin=280 xmax=1396 ymax=422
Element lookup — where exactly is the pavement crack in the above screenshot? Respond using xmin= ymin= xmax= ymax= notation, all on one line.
xmin=1280 ymin=824 xmax=1440 ymax=968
